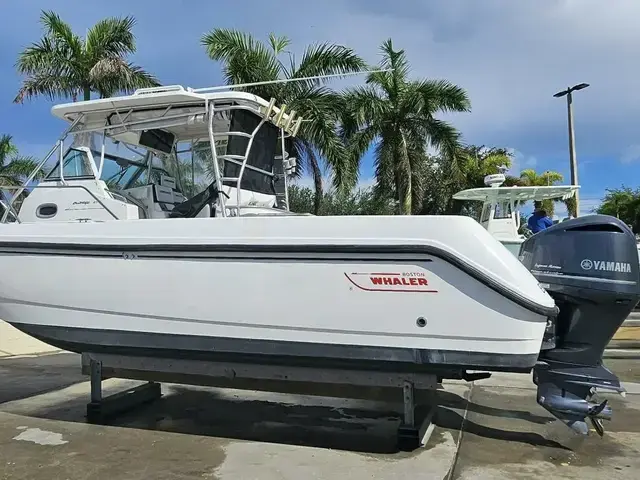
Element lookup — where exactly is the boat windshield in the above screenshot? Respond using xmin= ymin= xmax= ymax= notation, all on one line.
xmin=494 ymin=202 xmax=514 ymax=219
xmin=45 ymin=146 xmax=179 ymax=192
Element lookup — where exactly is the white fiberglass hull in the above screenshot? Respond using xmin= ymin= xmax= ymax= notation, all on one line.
xmin=0 ymin=215 xmax=556 ymax=374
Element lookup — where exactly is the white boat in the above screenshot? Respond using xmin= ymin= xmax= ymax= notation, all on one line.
xmin=452 ymin=173 xmax=580 ymax=256
xmin=453 ymin=175 xmax=640 ymax=264
xmin=0 ymin=85 xmax=637 ymax=438
xmin=1 ymin=85 xmax=301 ymax=224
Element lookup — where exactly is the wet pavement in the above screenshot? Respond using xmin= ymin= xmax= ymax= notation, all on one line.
xmin=0 ymin=352 xmax=639 ymax=479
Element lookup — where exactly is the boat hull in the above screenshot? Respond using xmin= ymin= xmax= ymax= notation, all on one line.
xmin=10 ymin=322 xmax=538 ymax=374
xmin=0 ymin=245 xmax=548 ymax=375
xmin=0 ymin=215 xmax=557 ymax=375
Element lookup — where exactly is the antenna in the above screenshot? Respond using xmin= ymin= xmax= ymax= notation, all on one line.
xmin=192 ymin=68 xmax=393 ymax=93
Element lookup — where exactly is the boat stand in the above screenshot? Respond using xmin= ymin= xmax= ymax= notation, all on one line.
xmin=85 ymin=358 xmax=162 ymax=423
xmin=81 ymin=352 xmax=439 ymax=451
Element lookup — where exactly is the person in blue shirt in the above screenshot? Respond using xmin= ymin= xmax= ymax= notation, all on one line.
xmin=527 ymin=201 xmax=553 ymax=233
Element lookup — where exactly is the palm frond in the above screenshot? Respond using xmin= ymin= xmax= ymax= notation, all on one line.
xmin=519 ymin=168 xmax=564 ymax=186
xmin=0 ymin=135 xmax=18 ymax=166
xmin=503 ymin=175 xmax=524 ymax=186
xmin=341 ymin=124 xmax=378 ymax=185
xmin=541 ymin=170 xmax=564 ymax=184
xmin=518 ymin=169 xmax=538 ymax=185
xmin=413 ymin=79 xmax=471 ymax=114
xmin=367 ymin=39 xmax=410 ymax=101
xmin=86 ymin=15 xmax=137 ymax=61
xmin=0 ymin=156 xmax=41 ymax=179
xmin=14 ymin=32 xmax=80 ymax=103
xmin=420 ymin=117 xmax=461 ymax=158
xmin=289 ymin=85 xmax=356 ymax=190
xmin=291 ymin=43 xmax=366 ymax=88
xmin=14 ymin=73 xmax=78 ymax=103
xmin=0 ymin=176 xmax=23 ymax=188
xmin=16 ymin=11 xmax=156 ymax=104
xmin=15 ymin=36 xmax=67 ymax=75
xmin=39 ymin=10 xmax=83 ymax=60
xmin=268 ymin=33 xmax=291 ymax=55
xmin=564 ymin=195 xmax=577 ymax=217
xmin=91 ymin=58 xmax=159 ymax=97
xmin=201 ymin=28 xmax=281 ymax=92
xmin=379 ymin=38 xmax=409 ymax=79
xmin=340 ymin=85 xmax=389 ymax=133
xmin=480 ymin=152 xmax=513 ymax=174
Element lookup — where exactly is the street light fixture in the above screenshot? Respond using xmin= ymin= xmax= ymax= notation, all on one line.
xmin=553 ymin=83 xmax=589 ymax=98
xmin=553 ymin=83 xmax=590 ymax=217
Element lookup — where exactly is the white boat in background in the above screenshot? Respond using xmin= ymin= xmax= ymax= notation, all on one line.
xmin=453 ymin=173 xmax=580 ymax=256
xmin=0 ymin=83 xmax=637 ymax=439
xmin=453 ymin=174 xmax=640 ymax=263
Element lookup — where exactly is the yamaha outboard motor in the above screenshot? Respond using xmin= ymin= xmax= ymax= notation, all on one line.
xmin=519 ymin=214 xmax=640 ymax=436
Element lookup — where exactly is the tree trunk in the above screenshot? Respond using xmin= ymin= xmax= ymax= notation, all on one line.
xmin=83 ymin=87 xmax=91 ymax=102
xmin=308 ymin=147 xmax=323 ymax=215
xmin=393 ymin=162 xmax=403 ymax=215
xmin=399 ymin=135 xmax=412 ymax=215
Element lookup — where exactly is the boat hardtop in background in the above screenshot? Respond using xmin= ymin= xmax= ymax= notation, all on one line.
xmin=452 ymin=173 xmax=580 ymax=256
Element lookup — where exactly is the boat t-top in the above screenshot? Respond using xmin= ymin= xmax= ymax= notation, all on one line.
xmin=0 ymin=83 xmax=637 ymax=443
xmin=453 ymin=173 xmax=580 ymax=256
xmin=0 ymin=84 xmax=304 ymax=224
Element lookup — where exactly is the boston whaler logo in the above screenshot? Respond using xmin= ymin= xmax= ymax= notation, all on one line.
xmin=581 ymin=258 xmax=632 ymax=273
xmin=344 ymin=271 xmax=438 ymax=293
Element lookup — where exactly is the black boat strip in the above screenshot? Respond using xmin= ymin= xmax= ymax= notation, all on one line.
xmin=0 ymin=241 xmax=559 ymax=318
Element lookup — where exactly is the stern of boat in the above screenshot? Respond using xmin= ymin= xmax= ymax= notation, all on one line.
xmin=521 ymin=214 xmax=640 ymax=436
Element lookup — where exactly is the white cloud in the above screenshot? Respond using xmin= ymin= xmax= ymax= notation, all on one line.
xmin=5 ymin=0 xmax=636 ymax=204
xmin=550 ymin=195 xmax=602 ymax=219
xmin=315 ymin=0 xmax=640 ymax=159
xmin=508 ymin=149 xmax=538 ymax=176
xmin=620 ymin=145 xmax=640 ymax=164
xmin=579 ymin=195 xmax=603 ymax=215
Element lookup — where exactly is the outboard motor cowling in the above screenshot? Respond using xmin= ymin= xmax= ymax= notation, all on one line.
xmin=519 ymin=214 xmax=640 ymax=436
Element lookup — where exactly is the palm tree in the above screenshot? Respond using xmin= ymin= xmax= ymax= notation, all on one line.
xmin=0 ymin=135 xmax=43 ymax=219
xmin=201 ymin=29 xmax=367 ymax=214
xmin=597 ymin=187 xmax=640 ymax=231
xmin=340 ymin=39 xmax=471 ymax=215
xmin=518 ymin=168 xmax=565 ymax=217
xmin=14 ymin=10 xmax=159 ymax=103
xmin=442 ymin=145 xmax=520 ymax=216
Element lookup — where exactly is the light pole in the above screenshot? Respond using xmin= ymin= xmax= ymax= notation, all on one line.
xmin=553 ymin=82 xmax=589 ymax=217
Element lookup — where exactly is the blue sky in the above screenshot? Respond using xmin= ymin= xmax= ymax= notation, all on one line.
xmin=2 ymin=0 xmax=640 ymax=216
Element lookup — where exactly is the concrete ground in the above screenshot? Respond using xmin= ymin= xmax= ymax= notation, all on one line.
xmin=1 ymin=322 xmax=640 ymax=479
xmin=0 ymin=321 xmax=60 ymax=358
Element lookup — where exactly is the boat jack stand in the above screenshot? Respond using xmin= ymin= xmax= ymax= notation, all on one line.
xmin=85 ymin=357 xmax=162 ymax=424
xmin=80 ymin=352 xmax=438 ymax=450
xmin=397 ymin=381 xmax=436 ymax=452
